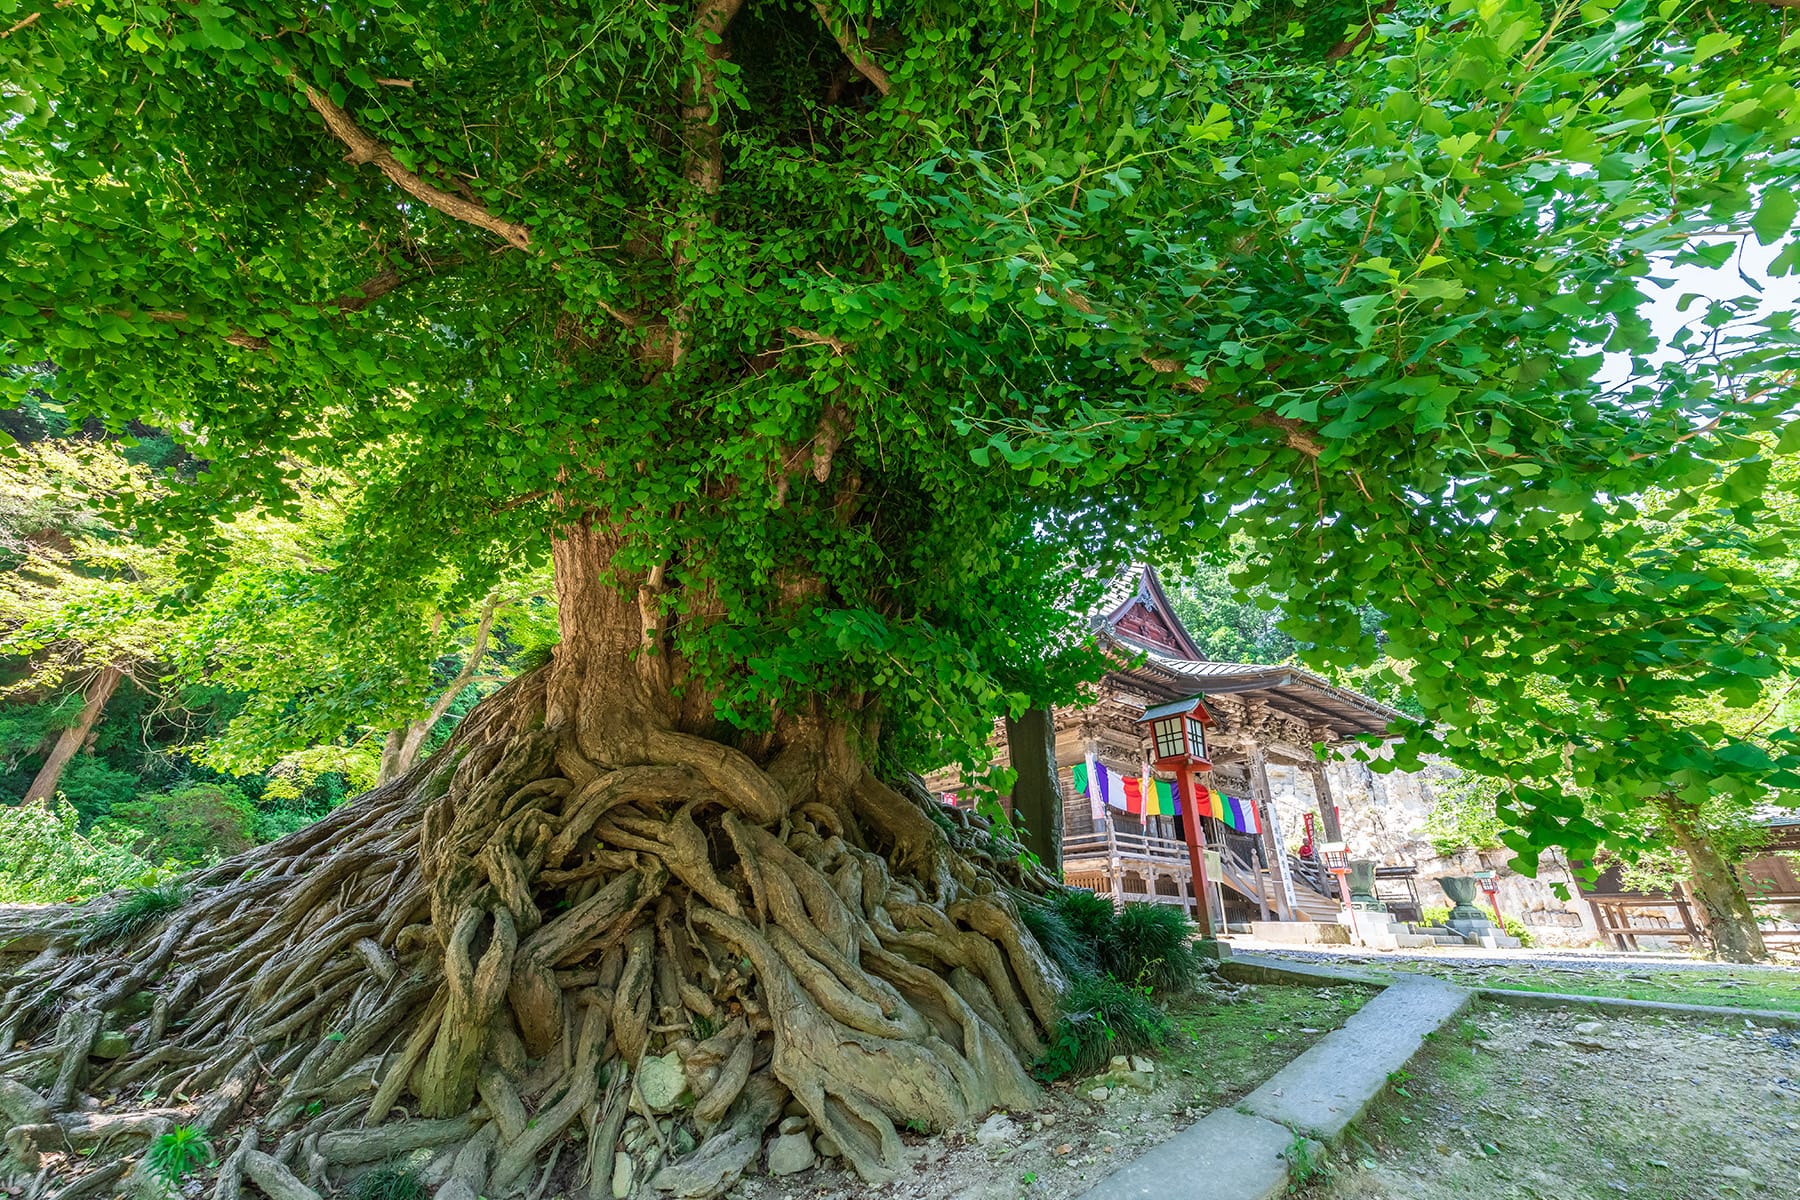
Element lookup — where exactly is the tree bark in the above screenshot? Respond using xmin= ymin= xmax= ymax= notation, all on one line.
xmin=22 ymin=665 xmax=124 ymax=806
xmin=1653 ymin=792 xmax=1768 ymax=963
xmin=0 ymin=521 xmax=1066 ymax=1199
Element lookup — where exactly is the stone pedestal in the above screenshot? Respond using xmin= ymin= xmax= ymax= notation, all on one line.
xmin=1439 ymin=876 xmax=1493 ymax=936
xmin=1347 ymin=860 xmax=1386 ymax=911
xmin=1194 ymin=937 xmax=1233 ymax=961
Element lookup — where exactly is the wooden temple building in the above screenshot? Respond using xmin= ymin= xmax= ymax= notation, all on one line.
xmin=926 ymin=566 xmax=1407 ymax=927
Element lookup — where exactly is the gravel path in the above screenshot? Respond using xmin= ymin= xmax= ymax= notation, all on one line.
xmin=1230 ymin=939 xmax=1800 ymax=976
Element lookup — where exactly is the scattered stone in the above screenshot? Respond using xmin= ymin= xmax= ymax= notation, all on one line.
xmin=778 ymin=1115 xmax=810 ymax=1136
xmin=1129 ymin=1055 xmax=1154 ymax=1074
xmin=610 ymin=1151 xmax=634 ymax=1200
xmin=767 ymin=1132 xmax=816 ymax=1176
xmin=1086 ymin=1087 xmax=1110 ymax=1102
xmin=89 ymin=1031 xmax=130 ymax=1059
xmin=1037 ymin=1112 xmax=1056 ymax=1128
xmin=1054 ymin=1144 xmax=1073 ymax=1156
xmin=814 ymin=1132 xmax=841 ymax=1158
xmin=1108 ymin=1055 xmax=1130 ymax=1070
xmin=1574 ymin=1021 xmax=1607 ymax=1036
xmin=672 ymin=1126 xmax=697 ymax=1156
xmin=1721 ymin=1166 xmax=1754 ymax=1181
xmin=637 ymin=1052 xmax=687 ymax=1113
xmin=974 ymin=1114 xmax=1017 ymax=1149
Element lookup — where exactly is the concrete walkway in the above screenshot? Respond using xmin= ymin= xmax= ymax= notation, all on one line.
xmin=1076 ymin=976 xmax=1470 ymax=1200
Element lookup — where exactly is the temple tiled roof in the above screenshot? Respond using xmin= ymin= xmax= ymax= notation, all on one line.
xmin=1093 ymin=564 xmax=1405 ymax=740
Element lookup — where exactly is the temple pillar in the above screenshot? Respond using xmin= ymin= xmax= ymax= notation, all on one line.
xmin=1306 ymin=760 xmax=1344 ymax=843
xmin=1249 ymin=745 xmax=1299 ymax=920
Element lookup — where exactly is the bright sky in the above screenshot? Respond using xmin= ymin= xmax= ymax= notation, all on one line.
xmin=1604 ymin=235 xmax=1800 ymax=385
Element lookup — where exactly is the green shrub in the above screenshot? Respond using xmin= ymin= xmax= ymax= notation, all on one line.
xmin=1419 ymin=904 xmax=1451 ymax=927
xmin=146 ymin=1124 xmax=211 ymax=1189
xmin=55 ymin=754 xmax=145 ymax=824
xmin=78 ymin=881 xmax=189 ymax=949
xmin=1501 ymin=914 xmax=1534 ymax=947
xmin=1035 ymin=975 xmax=1173 ymax=1081
xmin=1037 ymin=891 xmax=1199 ymax=995
xmin=0 ymin=801 xmax=154 ymax=903
xmin=97 ymin=782 xmax=256 ymax=864
xmin=348 ymin=1164 xmax=425 ymax=1200
xmin=1106 ymin=902 xmax=1200 ymax=994
xmin=1050 ymin=887 xmax=1116 ymax=949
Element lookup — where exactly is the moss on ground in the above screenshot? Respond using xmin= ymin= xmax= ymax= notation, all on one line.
xmin=1335 ymin=961 xmax=1800 ymax=1014
xmin=1157 ymin=983 xmax=1374 ymax=1106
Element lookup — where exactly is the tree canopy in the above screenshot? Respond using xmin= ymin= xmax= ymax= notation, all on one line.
xmin=6 ymin=0 xmax=1800 ymax=870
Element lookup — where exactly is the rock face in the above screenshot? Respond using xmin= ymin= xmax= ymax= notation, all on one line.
xmin=636 ymin=1051 xmax=687 ymax=1113
xmin=1255 ymin=751 xmax=1599 ymax=946
xmin=767 ymin=1132 xmax=816 ymax=1176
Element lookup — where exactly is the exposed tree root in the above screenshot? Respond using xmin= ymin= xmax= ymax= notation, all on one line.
xmin=0 ymin=670 xmax=1067 ymax=1198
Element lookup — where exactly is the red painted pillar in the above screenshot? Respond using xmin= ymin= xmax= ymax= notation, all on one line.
xmin=1178 ymin=764 xmax=1216 ymax=938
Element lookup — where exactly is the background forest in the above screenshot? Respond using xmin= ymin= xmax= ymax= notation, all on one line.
xmin=0 ymin=389 xmax=557 ymax=897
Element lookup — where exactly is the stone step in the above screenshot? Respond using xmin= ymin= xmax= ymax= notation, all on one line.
xmin=1248 ymin=920 xmax=1351 ymax=946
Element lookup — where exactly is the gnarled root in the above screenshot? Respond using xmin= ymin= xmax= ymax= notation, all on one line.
xmin=0 ymin=672 xmax=1063 ymax=1199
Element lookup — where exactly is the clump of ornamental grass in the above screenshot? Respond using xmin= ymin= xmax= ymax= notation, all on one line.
xmin=78 ymin=881 xmax=189 ymax=950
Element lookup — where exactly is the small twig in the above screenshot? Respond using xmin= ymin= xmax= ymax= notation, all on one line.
xmin=2 ymin=11 xmax=41 ymax=37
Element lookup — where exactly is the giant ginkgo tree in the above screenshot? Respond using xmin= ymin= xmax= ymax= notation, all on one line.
xmin=3 ymin=0 xmax=1800 ymax=1195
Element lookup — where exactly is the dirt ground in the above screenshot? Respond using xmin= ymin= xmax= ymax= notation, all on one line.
xmin=724 ymin=983 xmax=1372 ymax=1200
xmin=1302 ymin=1002 xmax=1800 ymax=1200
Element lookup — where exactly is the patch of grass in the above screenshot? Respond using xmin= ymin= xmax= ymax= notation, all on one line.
xmin=78 ymin=881 xmax=189 ymax=950
xmin=1285 ymin=1133 xmax=1327 ymax=1190
xmin=347 ymin=1164 xmax=426 ymax=1200
xmin=1021 ymin=899 xmax=1093 ymax=978
xmin=1166 ymin=984 xmax=1373 ymax=1106
xmin=1035 ymin=975 xmax=1173 ymax=1081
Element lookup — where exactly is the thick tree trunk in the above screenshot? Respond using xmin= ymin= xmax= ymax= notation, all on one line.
xmin=0 ymin=525 xmax=1065 ymax=1199
xmin=1653 ymin=793 xmax=1767 ymax=963
xmin=21 ymin=665 xmax=124 ymax=806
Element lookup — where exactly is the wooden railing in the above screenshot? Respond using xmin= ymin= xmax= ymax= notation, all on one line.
xmin=1064 ymin=829 xmax=1191 ymax=864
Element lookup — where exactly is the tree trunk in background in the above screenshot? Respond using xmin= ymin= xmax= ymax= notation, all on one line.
xmin=22 ymin=665 xmax=123 ymax=805
xmin=1654 ymin=793 xmax=1767 ymax=963
xmin=1005 ymin=707 xmax=1063 ymax=877
xmin=376 ymin=595 xmax=503 ymax=785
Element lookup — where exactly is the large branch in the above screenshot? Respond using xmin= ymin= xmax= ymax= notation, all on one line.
xmin=811 ymin=2 xmax=891 ymax=96
xmin=301 ymin=85 xmax=533 ymax=252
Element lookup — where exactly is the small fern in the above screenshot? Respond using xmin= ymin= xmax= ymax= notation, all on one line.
xmin=146 ymin=1124 xmax=211 ymax=1189
xmin=348 ymin=1164 xmax=426 ymax=1200
xmin=78 ymin=882 xmax=189 ymax=950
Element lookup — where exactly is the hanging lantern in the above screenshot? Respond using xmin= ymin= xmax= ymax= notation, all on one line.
xmin=1139 ymin=697 xmax=1213 ymax=768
